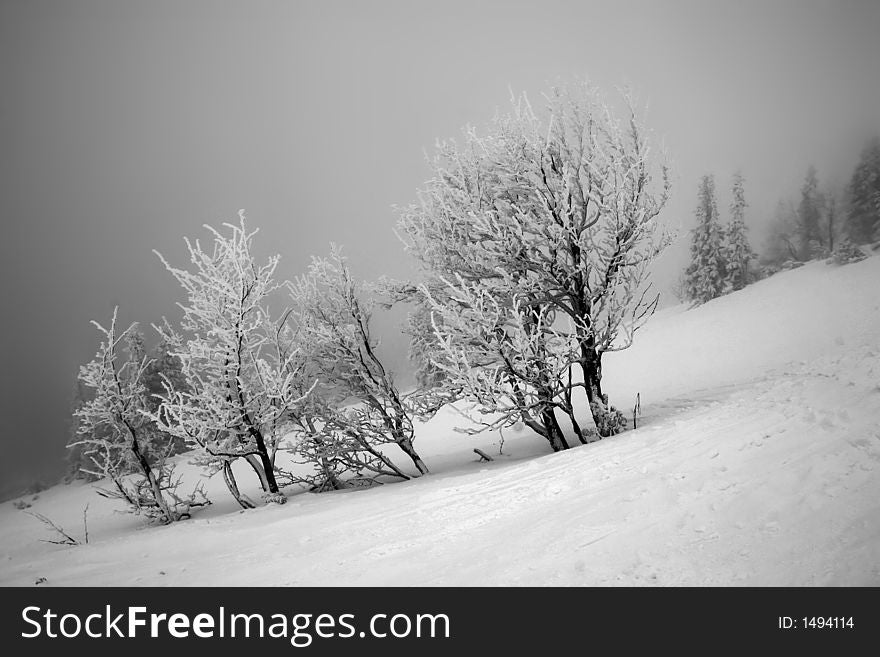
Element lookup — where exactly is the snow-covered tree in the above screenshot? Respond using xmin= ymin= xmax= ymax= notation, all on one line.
xmin=826 ymin=237 xmax=867 ymax=266
xmin=65 ymin=378 xmax=104 ymax=483
xmin=67 ymin=330 xmax=192 ymax=483
xmin=69 ymin=308 xmax=208 ymax=523
xmin=397 ymin=82 xmax=671 ymax=444
xmin=723 ymin=172 xmax=755 ymax=292
xmin=684 ymin=175 xmax=726 ymax=304
xmin=421 ymin=274 xmax=590 ymax=450
xmin=151 ymin=213 xmax=312 ymax=508
xmin=825 ymin=193 xmax=838 ymax=254
xmin=797 ymin=165 xmax=825 ymax=258
xmin=285 ymin=246 xmax=430 ymax=487
xmin=845 ymin=137 xmax=880 ymax=245
xmin=761 ymin=199 xmax=800 ymax=269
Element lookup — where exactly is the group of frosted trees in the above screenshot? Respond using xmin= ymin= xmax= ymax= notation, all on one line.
xmin=846 ymin=138 xmax=880 ymax=246
xmin=682 ymin=173 xmax=756 ymax=305
xmin=69 ymin=82 xmax=672 ymax=523
xmin=70 ymin=225 xmax=435 ymax=521
xmin=684 ymin=137 xmax=880 ymax=307
xmin=764 ymin=167 xmax=847 ymax=267
xmin=762 ymin=140 xmax=880 ymax=271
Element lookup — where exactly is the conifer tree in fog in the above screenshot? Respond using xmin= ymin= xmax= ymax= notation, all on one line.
xmin=797 ymin=165 xmax=825 ymax=258
xmin=845 ymin=137 xmax=880 ymax=245
xmin=684 ymin=175 xmax=726 ymax=304
xmin=723 ymin=172 xmax=755 ymax=292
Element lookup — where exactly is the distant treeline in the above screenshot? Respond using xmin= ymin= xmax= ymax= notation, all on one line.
xmin=680 ymin=137 xmax=879 ymax=306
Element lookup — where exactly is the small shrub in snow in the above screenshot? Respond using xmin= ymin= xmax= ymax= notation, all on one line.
xmin=807 ymin=239 xmax=830 ymax=260
xmin=262 ymin=492 xmax=287 ymax=505
xmin=780 ymin=260 xmax=805 ymax=271
xmin=591 ymin=396 xmax=628 ymax=437
xmin=760 ymin=264 xmax=781 ymax=278
xmin=826 ymin=239 xmax=867 ymax=265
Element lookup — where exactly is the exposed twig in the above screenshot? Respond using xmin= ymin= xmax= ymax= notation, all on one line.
xmin=474 ymin=448 xmax=494 ymax=462
xmin=82 ymin=503 xmax=90 ymax=544
xmin=24 ymin=511 xmax=82 ymax=546
xmin=633 ymin=392 xmax=641 ymax=430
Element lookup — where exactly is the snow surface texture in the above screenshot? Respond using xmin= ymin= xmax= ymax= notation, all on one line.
xmin=2 ymin=257 xmax=879 ymax=586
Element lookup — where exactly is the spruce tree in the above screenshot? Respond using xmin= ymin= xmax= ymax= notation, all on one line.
xmin=825 ymin=194 xmax=838 ymax=253
xmin=845 ymin=137 xmax=880 ymax=244
xmin=142 ymin=334 xmax=190 ymax=457
xmin=797 ymin=166 xmax=824 ymax=258
xmin=762 ymin=199 xmax=800 ymax=267
xmin=684 ymin=175 xmax=726 ymax=304
xmin=723 ymin=172 xmax=755 ymax=292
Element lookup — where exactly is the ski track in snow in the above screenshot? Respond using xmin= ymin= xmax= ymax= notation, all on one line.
xmin=1 ymin=257 xmax=879 ymax=586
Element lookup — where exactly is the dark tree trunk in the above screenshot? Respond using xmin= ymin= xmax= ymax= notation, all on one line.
xmin=510 ymin=377 xmax=569 ymax=451
xmin=257 ymin=453 xmax=279 ymax=493
xmin=562 ymin=368 xmax=588 ymax=444
xmin=538 ymin=407 xmax=569 ymax=452
xmin=125 ymin=421 xmax=175 ymax=523
xmin=580 ymin=346 xmax=615 ymax=438
xmin=396 ymin=436 xmax=429 ymax=475
xmin=349 ymin=432 xmax=412 ymax=480
xmin=543 ymin=407 xmax=569 ymax=451
xmin=249 ymin=429 xmax=279 ymax=494
xmin=522 ymin=413 xmax=565 ymax=451
xmin=828 ymin=200 xmax=835 ymax=253
xmin=227 ymin=348 xmax=280 ymax=494
xmin=223 ymin=461 xmax=255 ymax=509
xmin=568 ymin=408 xmax=589 ymax=445
xmin=243 ymin=454 xmax=270 ymax=491
xmin=581 ymin=348 xmax=603 ymax=403
xmin=570 ymin=295 xmax=614 ymax=438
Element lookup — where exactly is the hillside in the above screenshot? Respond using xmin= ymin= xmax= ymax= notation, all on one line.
xmin=2 ymin=256 xmax=879 ymax=586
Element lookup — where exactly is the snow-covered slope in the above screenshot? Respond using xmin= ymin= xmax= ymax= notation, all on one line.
xmin=2 ymin=257 xmax=879 ymax=586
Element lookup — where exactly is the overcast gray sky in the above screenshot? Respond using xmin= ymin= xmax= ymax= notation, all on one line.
xmin=2 ymin=0 xmax=879 ymax=495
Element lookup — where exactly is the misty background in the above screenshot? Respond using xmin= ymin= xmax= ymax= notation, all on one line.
xmin=2 ymin=0 xmax=879 ymax=497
